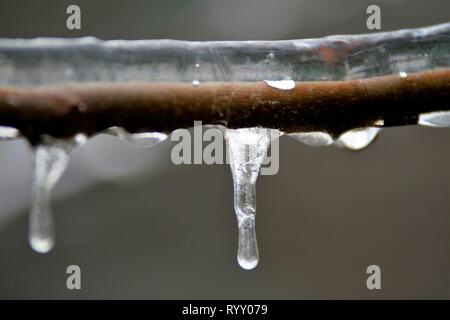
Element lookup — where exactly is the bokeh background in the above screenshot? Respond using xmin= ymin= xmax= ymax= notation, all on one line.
xmin=0 ymin=0 xmax=449 ymax=299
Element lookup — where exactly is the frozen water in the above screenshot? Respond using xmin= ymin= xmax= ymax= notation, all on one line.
xmin=418 ymin=111 xmax=450 ymax=127
xmin=0 ymin=126 xmax=20 ymax=140
xmin=288 ymin=132 xmax=333 ymax=146
xmin=337 ymin=127 xmax=381 ymax=151
xmin=105 ymin=127 xmax=168 ymax=148
xmin=225 ymin=128 xmax=280 ymax=270
xmin=28 ymin=134 xmax=87 ymax=253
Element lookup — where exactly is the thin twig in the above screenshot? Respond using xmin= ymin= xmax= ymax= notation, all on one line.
xmin=0 ymin=68 xmax=449 ymax=142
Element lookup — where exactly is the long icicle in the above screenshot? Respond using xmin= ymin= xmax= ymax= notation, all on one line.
xmin=28 ymin=134 xmax=86 ymax=253
xmin=225 ymin=128 xmax=280 ymax=269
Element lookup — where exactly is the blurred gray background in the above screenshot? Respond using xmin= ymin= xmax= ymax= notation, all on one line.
xmin=0 ymin=0 xmax=449 ymax=299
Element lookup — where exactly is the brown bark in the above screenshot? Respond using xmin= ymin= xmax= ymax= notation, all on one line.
xmin=0 ymin=68 xmax=449 ymax=143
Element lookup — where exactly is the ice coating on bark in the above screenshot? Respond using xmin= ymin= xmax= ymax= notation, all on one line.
xmin=0 ymin=23 xmax=448 ymax=85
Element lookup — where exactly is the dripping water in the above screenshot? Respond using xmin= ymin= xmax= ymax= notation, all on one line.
xmin=288 ymin=132 xmax=334 ymax=147
xmin=28 ymin=133 xmax=87 ymax=253
xmin=105 ymin=127 xmax=168 ymax=148
xmin=418 ymin=111 xmax=450 ymax=127
xmin=225 ymin=128 xmax=281 ymax=270
xmin=337 ymin=127 xmax=381 ymax=151
xmin=264 ymin=79 xmax=295 ymax=90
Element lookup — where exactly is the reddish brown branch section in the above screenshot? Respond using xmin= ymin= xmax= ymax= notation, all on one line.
xmin=0 ymin=68 xmax=449 ymax=143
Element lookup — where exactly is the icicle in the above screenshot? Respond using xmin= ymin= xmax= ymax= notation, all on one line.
xmin=337 ymin=127 xmax=381 ymax=151
xmin=105 ymin=127 xmax=168 ymax=148
xmin=29 ymin=133 xmax=87 ymax=253
xmin=264 ymin=79 xmax=295 ymax=90
xmin=0 ymin=125 xmax=20 ymax=140
xmin=225 ymin=128 xmax=280 ymax=270
xmin=418 ymin=111 xmax=450 ymax=127
xmin=288 ymin=132 xmax=334 ymax=147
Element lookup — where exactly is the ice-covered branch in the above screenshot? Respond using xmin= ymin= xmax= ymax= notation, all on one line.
xmin=0 ymin=23 xmax=449 ymax=141
xmin=0 ymin=23 xmax=449 ymax=269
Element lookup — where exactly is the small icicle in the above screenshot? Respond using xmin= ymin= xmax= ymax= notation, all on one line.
xmin=264 ymin=79 xmax=295 ymax=90
xmin=418 ymin=111 xmax=450 ymax=127
xmin=337 ymin=127 xmax=381 ymax=151
xmin=29 ymin=134 xmax=87 ymax=253
xmin=0 ymin=125 xmax=20 ymax=140
xmin=105 ymin=127 xmax=168 ymax=148
xmin=288 ymin=132 xmax=333 ymax=147
xmin=225 ymin=128 xmax=280 ymax=270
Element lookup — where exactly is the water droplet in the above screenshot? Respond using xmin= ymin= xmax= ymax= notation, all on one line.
xmin=29 ymin=134 xmax=87 ymax=253
xmin=264 ymin=79 xmax=295 ymax=91
xmin=0 ymin=125 xmax=20 ymax=140
xmin=399 ymin=71 xmax=408 ymax=78
xmin=225 ymin=128 xmax=280 ymax=270
xmin=337 ymin=127 xmax=381 ymax=151
xmin=288 ymin=132 xmax=333 ymax=147
xmin=192 ymin=80 xmax=200 ymax=86
xmin=105 ymin=127 xmax=167 ymax=148
xmin=195 ymin=63 xmax=200 ymax=68
xmin=418 ymin=111 xmax=450 ymax=127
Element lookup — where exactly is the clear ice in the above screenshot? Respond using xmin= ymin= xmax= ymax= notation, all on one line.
xmin=288 ymin=132 xmax=334 ymax=147
xmin=225 ymin=128 xmax=280 ymax=270
xmin=0 ymin=23 xmax=448 ymax=85
xmin=105 ymin=127 xmax=168 ymax=148
xmin=0 ymin=125 xmax=20 ymax=140
xmin=337 ymin=127 xmax=381 ymax=151
xmin=29 ymin=134 xmax=87 ymax=253
xmin=418 ymin=111 xmax=450 ymax=127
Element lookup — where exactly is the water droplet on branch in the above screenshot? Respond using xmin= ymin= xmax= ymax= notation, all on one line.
xmin=337 ymin=127 xmax=381 ymax=151
xmin=105 ymin=127 xmax=168 ymax=148
xmin=0 ymin=126 xmax=20 ymax=140
xmin=288 ymin=132 xmax=334 ymax=146
xmin=418 ymin=111 xmax=450 ymax=127
xmin=28 ymin=134 xmax=87 ymax=253
xmin=225 ymin=128 xmax=280 ymax=270
xmin=264 ymin=79 xmax=296 ymax=90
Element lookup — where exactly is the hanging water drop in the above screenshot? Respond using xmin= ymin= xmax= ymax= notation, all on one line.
xmin=105 ymin=127 xmax=168 ymax=148
xmin=288 ymin=131 xmax=333 ymax=146
xmin=29 ymin=133 xmax=87 ymax=253
xmin=264 ymin=79 xmax=295 ymax=91
xmin=337 ymin=127 xmax=381 ymax=151
xmin=192 ymin=80 xmax=200 ymax=86
xmin=225 ymin=127 xmax=280 ymax=270
xmin=418 ymin=111 xmax=450 ymax=127
xmin=399 ymin=71 xmax=408 ymax=78
xmin=0 ymin=125 xmax=20 ymax=140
